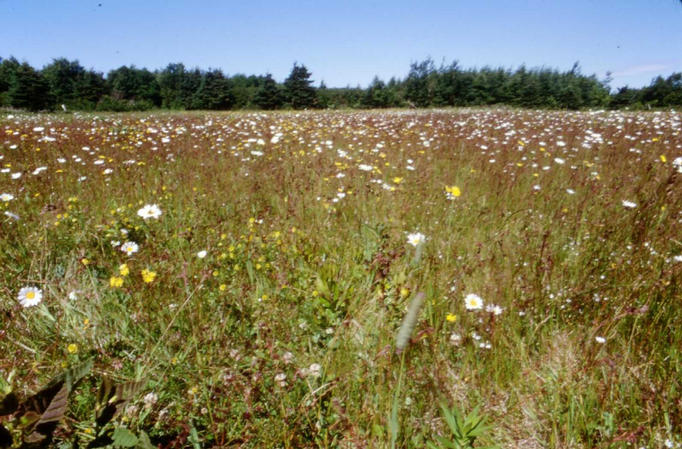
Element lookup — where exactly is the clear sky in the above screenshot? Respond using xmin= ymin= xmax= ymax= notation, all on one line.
xmin=2 ymin=0 xmax=681 ymax=90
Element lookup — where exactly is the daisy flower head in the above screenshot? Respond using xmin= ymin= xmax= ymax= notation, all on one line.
xmin=0 ymin=193 xmax=14 ymax=202
xmin=137 ymin=204 xmax=162 ymax=220
xmin=120 ymin=241 xmax=139 ymax=256
xmin=197 ymin=250 xmax=207 ymax=259
xmin=673 ymin=156 xmax=682 ymax=173
xmin=621 ymin=200 xmax=637 ymax=209
xmin=485 ymin=304 xmax=504 ymax=316
xmin=407 ymin=232 xmax=426 ymax=247
xmin=18 ymin=286 xmax=43 ymax=307
xmin=464 ymin=293 xmax=484 ymax=311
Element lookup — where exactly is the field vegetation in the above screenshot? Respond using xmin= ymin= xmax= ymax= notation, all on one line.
xmin=0 ymin=108 xmax=681 ymax=448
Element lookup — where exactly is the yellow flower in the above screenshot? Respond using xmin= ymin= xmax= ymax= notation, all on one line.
xmin=446 ymin=313 xmax=458 ymax=323
xmin=81 ymin=258 xmax=90 ymax=266
xmin=67 ymin=343 xmax=78 ymax=354
xmin=445 ymin=185 xmax=461 ymax=197
xmin=219 ymin=284 xmax=227 ymax=292
xmin=119 ymin=263 xmax=130 ymax=276
xmin=141 ymin=269 xmax=157 ymax=283
xmin=660 ymin=155 xmax=667 ymax=163
xmin=109 ymin=276 xmax=124 ymax=288
xmin=393 ymin=177 xmax=403 ymax=184
xmin=400 ymin=287 xmax=410 ymax=298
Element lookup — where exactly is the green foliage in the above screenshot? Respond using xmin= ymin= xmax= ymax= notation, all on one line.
xmin=427 ymin=404 xmax=497 ymax=449
xmin=0 ymin=360 xmax=93 ymax=448
xmin=7 ymin=62 xmax=52 ymax=111
xmin=2 ymin=54 xmax=681 ymax=111
xmin=284 ymin=63 xmax=317 ymax=109
xmin=254 ymin=73 xmax=284 ymax=110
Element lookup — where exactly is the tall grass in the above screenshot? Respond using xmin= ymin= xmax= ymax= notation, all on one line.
xmin=0 ymin=108 xmax=680 ymax=448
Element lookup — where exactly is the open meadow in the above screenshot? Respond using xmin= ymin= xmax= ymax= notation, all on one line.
xmin=1 ymin=108 xmax=681 ymax=448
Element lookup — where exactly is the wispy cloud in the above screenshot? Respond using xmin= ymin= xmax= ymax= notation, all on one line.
xmin=612 ymin=64 xmax=669 ymax=77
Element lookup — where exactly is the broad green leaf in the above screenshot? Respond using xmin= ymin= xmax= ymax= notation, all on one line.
xmin=112 ymin=427 xmax=138 ymax=448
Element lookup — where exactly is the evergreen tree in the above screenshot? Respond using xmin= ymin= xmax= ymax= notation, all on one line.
xmin=254 ymin=74 xmax=283 ymax=110
xmin=284 ymin=63 xmax=317 ymax=109
xmin=0 ymin=57 xmax=20 ymax=106
xmin=8 ymin=62 xmax=52 ymax=111
xmin=107 ymin=65 xmax=161 ymax=106
xmin=42 ymin=58 xmax=86 ymax=107
xmin=190 ymin=69 xmax=234 ymax=110
xmin=157 ymin=63 xmax=187 ymax=108
xmin=73 ymin=69 xmax=108 ymax=109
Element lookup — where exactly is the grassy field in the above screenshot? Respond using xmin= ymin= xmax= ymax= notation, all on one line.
xmin=0 ymin=108 xmax=681 ymax=448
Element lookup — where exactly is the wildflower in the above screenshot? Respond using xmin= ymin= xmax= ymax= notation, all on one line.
xmin=4 ymin=211 xmax=19 ymax=221
xmin=143 ymin=392 xmax=158 ymax=409
xmin=109 ymin=276 xmax=124 ymax=288
xmin=407 ymin=232 xmax=426 ymax=247
xmin=464 ymin=293 xmax=484 ymax=311
xmin=68 ymin=291 xmax=79 ymax=300
xmin=446 ymin=313 xmax=458 ymax=323
xmin=119 ymin=263 xmax=130 ymax=276
xmin=674 ymin=255 xmax=682 ymax=263
xmin=0 ymin=193 xmax=14 ymax=201
xmin=595 ymin=336 xmax=606 ymax=344
xmin=141 ymin=269 xmax=157 ymax=283
xmin=621 ymin=200 xmax=637 ymax=209
xmin=67 ymin=343 xmax=78 ymax=354
xmin=120 ymin=241 xmax=139 ymax=256
xmin=485 ymin=304 xmax=504 ymax=316
xmin=137 ymin=204 xmax=162 ymax=220
xmin=445 ymin=185 xmax=461 ymax=199
xmin=274 ymin=373 xmax=287 ymax=387
xmin=449 ymin=333 xmax=462 ymax=345
xmin=197 ymin=250 xmax=207 ymax=259
xmin=358 ymin=164 xmax=373 ymax=171
xmin=18 ymin=286 xmax=43 ymax=307
xmin=660 ymin=155 xmax=667 ymax=163
xmin=673 ymin=156 xmax=682 ymax=173
xmin=308 ymin=363 xmax=322 ymax=378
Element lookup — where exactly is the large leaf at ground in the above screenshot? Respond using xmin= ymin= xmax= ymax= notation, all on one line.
xmin=0 ymin=424 xmax=12 ymax=448
xmin=0 ymin=392 xmax=18 ymax=415
xmin=95 ymin=378 xmax=145 ymax=427
xmin=24 ymin=383 xmax=69 ymax=446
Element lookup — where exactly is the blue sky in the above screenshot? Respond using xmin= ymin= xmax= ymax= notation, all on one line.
xmin=1 ymin=0 xmax=681 ymax=89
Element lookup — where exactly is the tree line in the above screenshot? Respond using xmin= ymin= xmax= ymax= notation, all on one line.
xmin=1 ymin=56 xmax=680 ymax=112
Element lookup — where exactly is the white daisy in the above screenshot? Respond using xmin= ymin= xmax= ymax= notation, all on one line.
xmin=407 ymin=232 xmax=426 ymax=247
xmin=137 ymin=204 xmax=162 ymax=220
xmin=120 ymin=241 xmax=139 ymax=255
xmin=464 ymin=293 xmax=484 ymax=311
xmin=18 ymin=286 xmax=43 ymax=307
